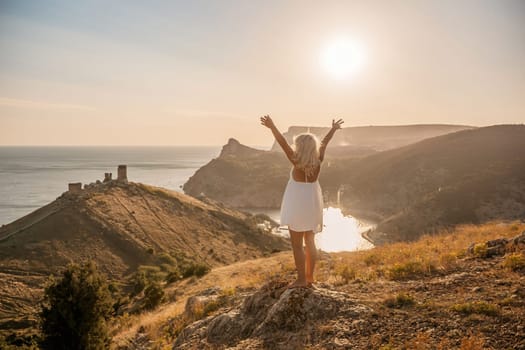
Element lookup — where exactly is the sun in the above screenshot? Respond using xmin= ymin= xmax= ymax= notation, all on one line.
xmin=320 ymin=38 xmax=365 ymax=80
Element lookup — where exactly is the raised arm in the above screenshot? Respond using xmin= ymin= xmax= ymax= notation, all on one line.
xmin=319 ymin=118 xmax=344 ymax=162
xmin=260 ymin=115 xmax=295 ymax=164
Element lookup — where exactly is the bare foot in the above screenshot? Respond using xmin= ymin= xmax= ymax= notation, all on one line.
xmin=287 ymin=280 xmax=307 ymax=289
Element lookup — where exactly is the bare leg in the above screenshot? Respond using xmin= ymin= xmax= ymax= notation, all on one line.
xmin=304 ymin=231 xmax=316 ymax=286
xmin=289 ymin=230 xmax=307 ymax=288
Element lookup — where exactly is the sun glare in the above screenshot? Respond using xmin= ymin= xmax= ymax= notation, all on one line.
xmin=315 ymin=207 xmax=374 ymax=252
xmin=320 ymin=38 xmax=365 ymax=80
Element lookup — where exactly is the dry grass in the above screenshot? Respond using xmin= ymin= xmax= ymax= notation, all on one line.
xmin=502 ymin=252 xmax=525 ymax=271
xmin=324 ymin=221 xmax=525 ymax=282
xmin=397 ymin=332 xmax=485 ymax=350
xmin=111 ymin=220 xmax=524 ymax=348
xmin=459 ymin=333 xmax=486 ymax=350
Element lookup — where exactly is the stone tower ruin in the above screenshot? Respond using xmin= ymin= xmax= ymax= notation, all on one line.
xmin=68 ymin=182 xmax=82 ymax=193
xmin=117 ymin=165 xmax=128 ymax=183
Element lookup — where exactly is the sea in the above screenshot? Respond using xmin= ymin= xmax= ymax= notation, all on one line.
xmin=0 ymin=146 xmax=373 ymax=252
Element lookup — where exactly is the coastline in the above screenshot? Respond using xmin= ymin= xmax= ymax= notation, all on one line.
xmin=340 ymin=207 xmax=384 ymax=224
xmin=338 ymin=207 xmax=385 ymax=246
xmin=0 ymin=146 xmax=221 ymax=225
xmin=361 ymin=229 xmax=376 ymax=246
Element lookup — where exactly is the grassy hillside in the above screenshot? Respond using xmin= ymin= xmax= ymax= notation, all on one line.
xmin=333 ymin=125 xmax=525 ymax=241
xmin=0 ymin=181 xmax=287 ymax=333
xmin=110 ymin=221 xmax=525 ymax=349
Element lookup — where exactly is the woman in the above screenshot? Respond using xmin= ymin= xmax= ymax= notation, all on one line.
xmin=260 ymin=115 xmax=343 ymax=288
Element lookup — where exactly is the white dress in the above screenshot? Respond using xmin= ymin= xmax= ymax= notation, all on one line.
xmin=280 ymin=167 xmax=324 ymax=233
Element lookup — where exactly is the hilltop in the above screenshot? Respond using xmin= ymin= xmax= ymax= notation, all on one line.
xmin=184 ymin=125 xmax=525 ymax=242
xmin=110 ymin=221 xmax=525 ymax=349
xmin=0 ymin=179 xmax=288 ymax=332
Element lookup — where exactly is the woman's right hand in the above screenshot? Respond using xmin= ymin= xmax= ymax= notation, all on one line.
xmin=260 ymin=115 xmax=275 ymax=129
xmin=332 ymin=118 xmax=344 ymax=130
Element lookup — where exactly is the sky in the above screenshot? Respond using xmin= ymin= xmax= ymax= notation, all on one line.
xmin=0 ymin=0 xmax=524 ymax=146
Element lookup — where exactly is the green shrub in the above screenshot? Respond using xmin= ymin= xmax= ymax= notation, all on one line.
xmin=384 ymin=293 xmax=416 ymax=308
xmin=202 ymin=299 xmax=222 ymax=316
xmin=132 ymin=270 xmax=148 ymax=295
xmin=387 ymin=260 xmax=436 ymax=280
xmin=473 ymin=243 xmax=488 ymax=258
xmin=502 ymin=253 xmax=525 ymax=271
xmin=143 ymin=281 xmax=165 ymax=310
xmin=165 ymin=270 xmax=182 ymax=284
xmin=157 ymin=253 xmax=178 ymax=266
xmin=160 ymin=263 xmax=177 ymax=273
xmin=336 ymin=265 xmax=356 ymax=284
xmin=181 ymin=262 xmax=210 ymax=278
xmin=137 ymin=265 xmax=165 ymax=282
xmin=364 ymin=253 xmax=381 ymax=266
xmin=40 ymin=261 xmax=114 ymax=350
xmin=451 ymin=301 xmax=499 ymax=316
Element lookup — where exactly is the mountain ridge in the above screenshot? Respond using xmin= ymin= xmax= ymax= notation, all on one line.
xmin=272 ymin=124 xmax=475 ymax=152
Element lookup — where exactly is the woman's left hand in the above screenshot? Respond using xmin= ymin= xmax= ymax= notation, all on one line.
xmin=260 ymin=115 xmax=275 ymax=129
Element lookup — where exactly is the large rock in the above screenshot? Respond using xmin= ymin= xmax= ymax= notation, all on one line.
xmin=173 ymin=280 xmax=372 ymax=349
xmin=220 ymin=138 xmax=266 ymax=158
xmin=467 ymin=231 xmax=525 ymax=258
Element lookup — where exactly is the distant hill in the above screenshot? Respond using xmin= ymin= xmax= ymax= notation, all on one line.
xmin=184 ymin=125 xmax=525 ymax=242
xmin=0 ymin=181 xmax=287 ymax=331
xmin=271 ymin=124 xmax=474 ymax=153
xmin=335 ymin=124 xmax=525 ymax=242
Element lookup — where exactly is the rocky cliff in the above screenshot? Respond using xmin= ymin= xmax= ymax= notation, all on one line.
xmin=184 ymin=139 xmax=291 ymax=208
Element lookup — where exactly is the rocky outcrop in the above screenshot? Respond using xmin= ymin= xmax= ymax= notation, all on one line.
xmin=183 ymin=142 xmax=291 ymax=208
xmin=507 ymin=230 xmax=525 ymax=252
xmin=467 ymin=231 xmax=525 ymax=258
xmin=220 ymin=138 xmax=266 ymax=158
xmin=173 ymin=280 xmax=372 ymax=349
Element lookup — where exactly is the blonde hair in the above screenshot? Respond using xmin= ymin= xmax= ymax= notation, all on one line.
xmin=292 ymin=133 xmax=321 ymax=179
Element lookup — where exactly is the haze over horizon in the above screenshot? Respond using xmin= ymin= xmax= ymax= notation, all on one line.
xmin=1 ymin=0 xmax=524 ymax=146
